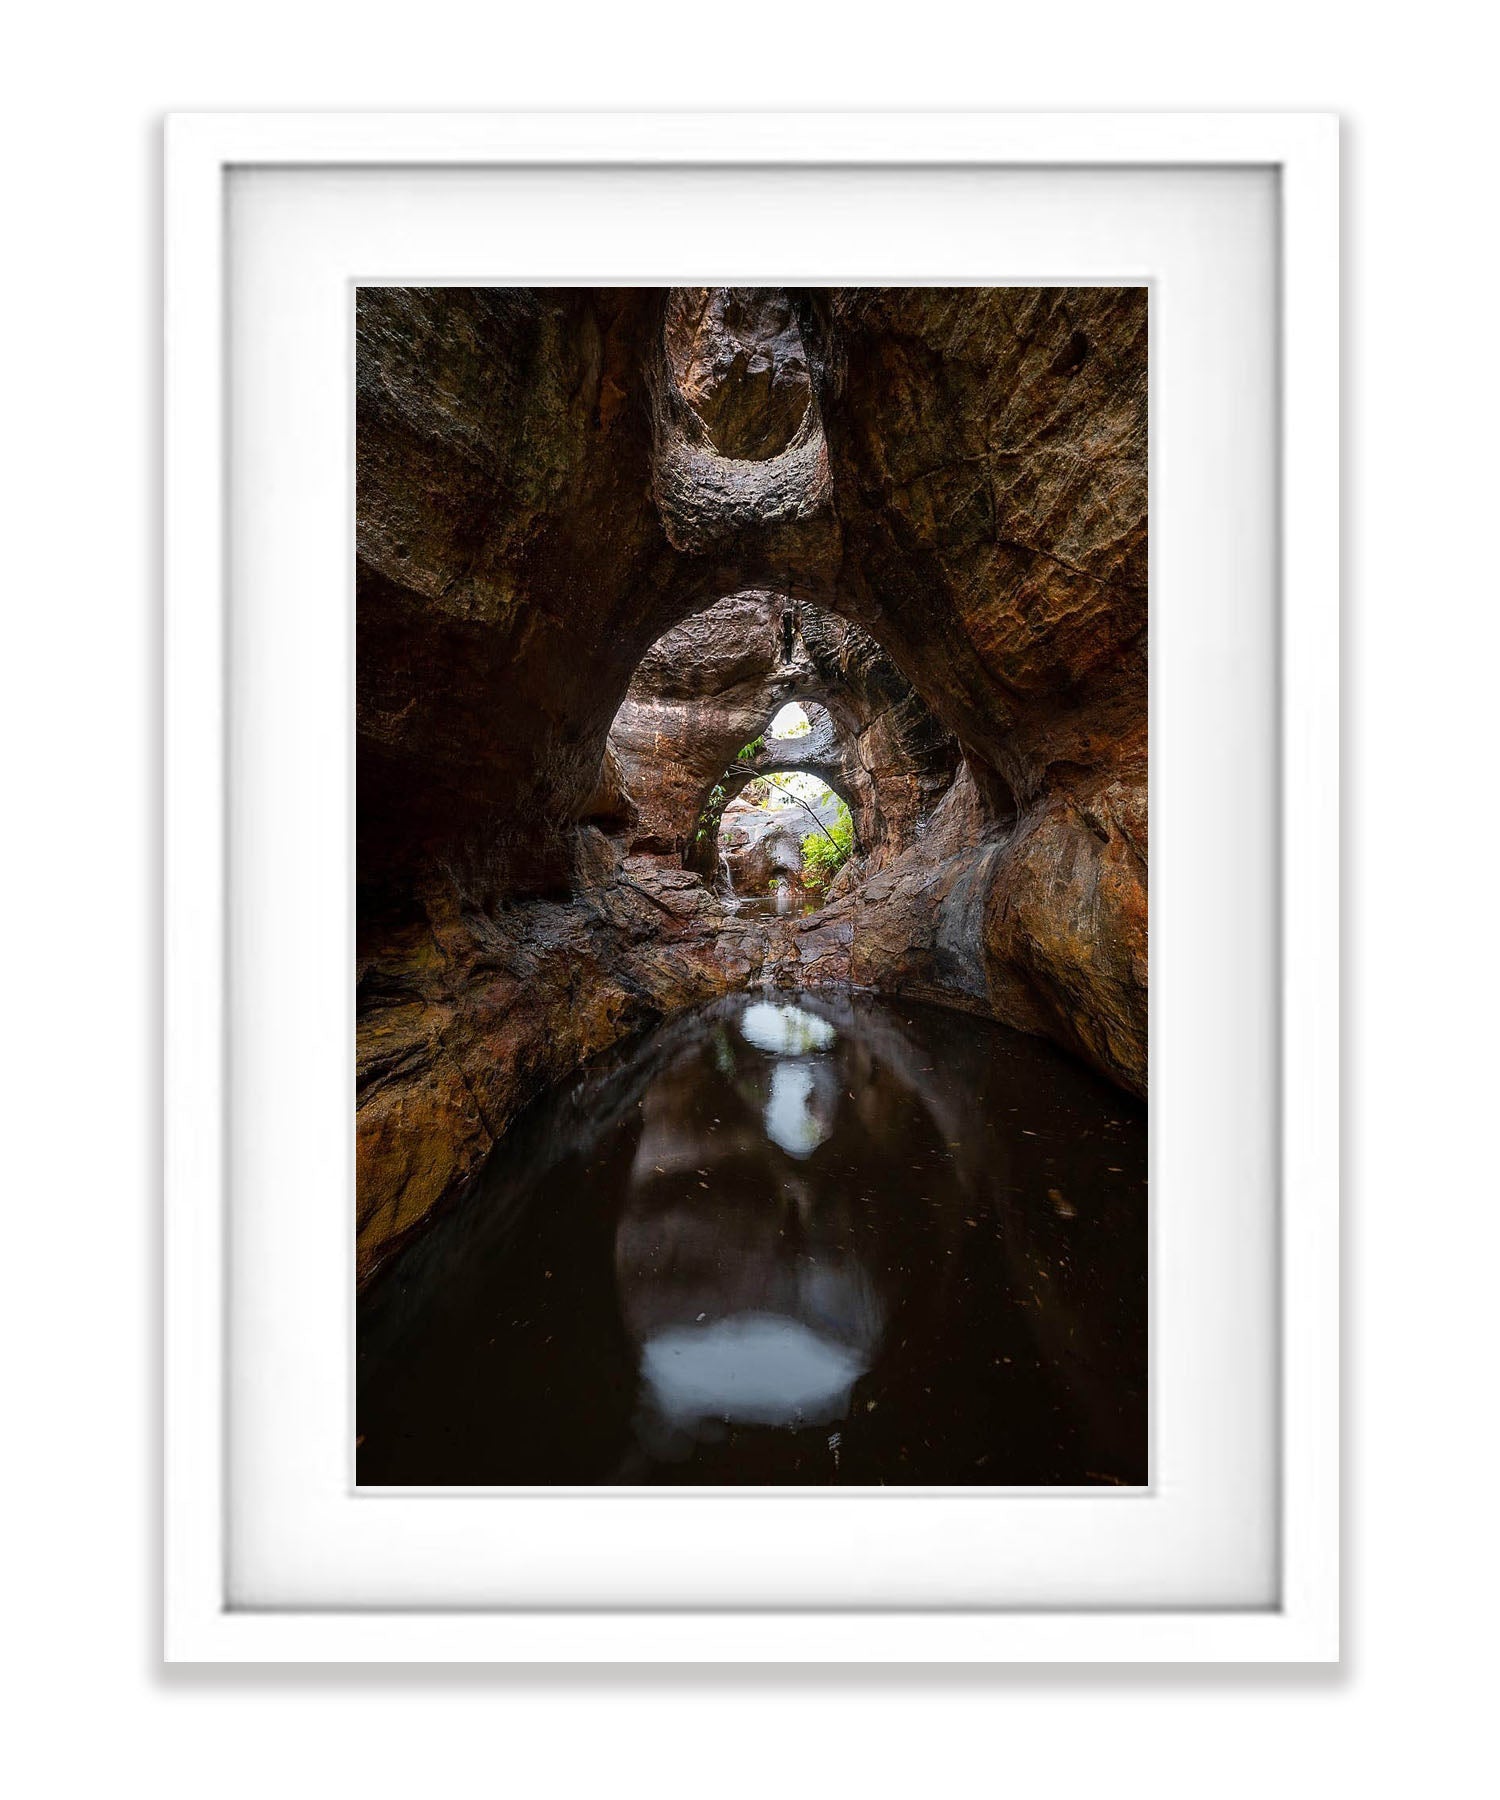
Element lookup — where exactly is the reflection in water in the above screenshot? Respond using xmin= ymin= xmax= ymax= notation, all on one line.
xmin=763 ymin=1062 xmax=833 ymax=1157
xmin=640 ymin=1316 xmax=866 ymax=1432
xmin=358 ymin=994 xmax=1147 ymax=1486
xmin=740 ymin=1000 xmax=837 ymax=1055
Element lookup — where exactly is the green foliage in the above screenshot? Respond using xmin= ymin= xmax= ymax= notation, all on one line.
xmin=801 ymin=798 xmax=854 ymax=893
xmin=764 ymin=771 xmax=810 ymax=805
xmin=693 ymin=782 xmax=728 ymax=844
xmin=736 ymin=734 xmax=765 ymax=763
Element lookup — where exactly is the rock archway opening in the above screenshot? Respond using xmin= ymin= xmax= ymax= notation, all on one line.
xmin=769 ymin=701 xmax=811 ymax=740
xmin=712 ymin=771 xmax=855 ymax=916
xmin=606 ymin=592 xmax=957 ymax=901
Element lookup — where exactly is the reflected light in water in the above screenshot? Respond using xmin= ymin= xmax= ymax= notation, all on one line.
xmin=639 ymin=1313 xmax=866 ymax=1429
xmin=356 ymin=992 xmax=1148 ymax=1486
xmin=740 ymin=1001 xmax=836 ymax=1056
xmin=765 ymin=1062 xmax=832 ymax=1157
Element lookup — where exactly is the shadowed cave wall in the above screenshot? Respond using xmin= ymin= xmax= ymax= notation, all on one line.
xmin=356 ymin=286 xmax=1147 ymax=1280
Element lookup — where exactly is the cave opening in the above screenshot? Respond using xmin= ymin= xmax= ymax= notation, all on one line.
xmin=605 ymin=592 xmax=909 ymax=903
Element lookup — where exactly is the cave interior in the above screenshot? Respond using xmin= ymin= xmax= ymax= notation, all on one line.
xmin=355 ymin=284 xmax=1147 ymax=1281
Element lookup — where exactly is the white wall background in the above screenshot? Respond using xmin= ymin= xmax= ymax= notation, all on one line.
xmin=2 ymin=5 xmax=1493 ymax=1793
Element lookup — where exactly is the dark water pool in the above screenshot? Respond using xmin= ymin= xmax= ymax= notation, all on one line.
xmin=357 ymin=993 xmax=1146 ymax=1486
xmin=720 ymin=890 xmax=818 ymax=918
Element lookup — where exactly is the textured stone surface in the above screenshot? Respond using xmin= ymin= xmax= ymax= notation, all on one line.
xmin=357 ymin=849 xmax=764 ymax=1279
xmin=355 ymin=284 xmax=1148 ymax=1276
xmin=653 ymin=288 xmax=833 ymax=556
xmin=664 ymin=288 xmax=812 ymax=459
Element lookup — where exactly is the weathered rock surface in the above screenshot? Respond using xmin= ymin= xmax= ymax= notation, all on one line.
xmin=356 ymin=284 xmax=1148 ymax=1277
xmin=664 ymin=288 xmax=812 ymax=460
xmin=357 ymin=848 xmax=764 ymax=1278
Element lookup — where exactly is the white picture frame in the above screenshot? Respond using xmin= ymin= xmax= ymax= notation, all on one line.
xmin=165 ymin=111 xmax=1338 ymax=1663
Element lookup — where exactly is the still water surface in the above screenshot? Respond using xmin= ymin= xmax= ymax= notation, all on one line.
xmin=357 ymin=994 xmax=1146 ymax=1486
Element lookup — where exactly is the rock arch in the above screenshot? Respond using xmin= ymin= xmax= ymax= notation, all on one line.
xmin=609 ymin=591 xmax=960 ymax=873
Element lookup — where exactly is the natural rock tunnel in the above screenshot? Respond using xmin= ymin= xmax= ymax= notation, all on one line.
xmin=609 ymin=591 xmax=956 ymax=883
xmin=356 ymin=284 xmax=1147 ymax=1281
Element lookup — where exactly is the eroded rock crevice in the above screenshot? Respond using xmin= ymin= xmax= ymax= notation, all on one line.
xmin=357 ymin=285 xmax=1147 ymax=1281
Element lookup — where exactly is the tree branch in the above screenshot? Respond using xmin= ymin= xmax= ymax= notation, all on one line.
xmin=769 ymin=780 xmax=842 ymax=849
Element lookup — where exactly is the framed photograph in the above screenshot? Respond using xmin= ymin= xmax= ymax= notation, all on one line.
xmin=165 ymin=112 xmax=1338 ymax=1661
